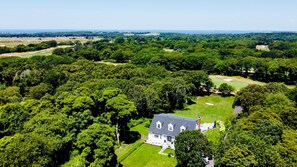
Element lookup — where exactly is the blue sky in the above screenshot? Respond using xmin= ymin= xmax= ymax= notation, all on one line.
xmin=1 ymin=0 xmax=296 ymax=31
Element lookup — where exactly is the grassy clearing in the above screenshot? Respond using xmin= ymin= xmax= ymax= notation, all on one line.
xmin=130 ymin=123 xmax=149 ymax=136
xmin=121 ymin=144 xmax=177 ymax=167
xmin=0 ymin=45 xmax=71 ymax=58
xmin=210 ymin=75 xmax=265 ymax=91
xmin=163 ymin=48 xmax=174 ymax=52
xmin=116 ymin=139 xmax=145 ymax=163
xmin=96 ymin=61 xmax=127 ymax=66
xmin=173 ymin=94 xmax=234 ymax=123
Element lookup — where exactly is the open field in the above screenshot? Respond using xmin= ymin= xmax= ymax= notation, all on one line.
xmin=0 ymin=45 xmax=71 ymax=58
xmin=121 ymin=144 xmax=176 ymax=167
xmin=173 ymin=94 xmax=234 ymax=123
xmin=210 ymin=75 xmax=265 ymax=91
xmin=0 ymin=37 xmax=102 ymax=47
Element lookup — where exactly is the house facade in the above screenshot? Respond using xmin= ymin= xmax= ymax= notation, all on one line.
xmin=147 ymin=114 xmax=213 ymax=150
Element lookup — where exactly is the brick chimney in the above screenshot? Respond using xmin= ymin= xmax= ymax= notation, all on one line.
xmin=197 ymin=117 xmax=201 ymax=130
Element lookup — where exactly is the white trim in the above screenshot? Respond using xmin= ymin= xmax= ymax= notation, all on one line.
xmin=168 ymin=123 xmax=174 ymax=131
xmin=180 ymin=126 xmax=186 ymax=132
xmin=156 ymin=121 xmax=162 ymax=129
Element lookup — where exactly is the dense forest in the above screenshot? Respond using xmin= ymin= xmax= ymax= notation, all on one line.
xmin=0 ymin=32 xmax=297 ymax=166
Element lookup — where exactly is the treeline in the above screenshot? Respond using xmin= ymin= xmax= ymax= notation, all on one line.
xmin=0 ymin=40 xmax=57 ymax=54
xmin=0 ymin=40 xmax=75 ymax=54
xmin=216 ymin=83 xmax=297 ymax=166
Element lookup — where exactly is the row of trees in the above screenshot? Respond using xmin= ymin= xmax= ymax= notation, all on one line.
xmin=0 ymin=40 xmax=60 ymax=54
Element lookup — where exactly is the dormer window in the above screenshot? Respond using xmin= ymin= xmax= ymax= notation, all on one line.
xmin=180 ymin=126 xmax=186 ymax=132
xmin=168 ymin=123 xmax=174 ymax=131
xmin=156 ymin=121 xmax=162 ymax=129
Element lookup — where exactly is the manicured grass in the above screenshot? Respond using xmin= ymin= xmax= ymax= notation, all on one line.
xmin=130 ymin=123 xmax=149 ymax=136
xmin=209 ymin=75 xmax=265 ymax=91
xmin=116 ymin=139 xmax=145 ymax=162
xmin=173 ymin=94 xmax=234 ymax=123
xmin=164 ymin=148 xmax=175 ymax=155
xmin=121 ymin=144 xmax=177 ymax=167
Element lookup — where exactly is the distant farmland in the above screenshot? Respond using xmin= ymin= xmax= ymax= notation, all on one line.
xmin=0 ymin=36 xmax=102 ymax=47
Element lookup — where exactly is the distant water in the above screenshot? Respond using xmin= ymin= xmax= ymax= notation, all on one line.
xmin=0 ymin=29 xmax=293 ymax=34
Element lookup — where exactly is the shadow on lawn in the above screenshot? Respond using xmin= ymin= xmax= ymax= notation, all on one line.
xmin=122 ymin=131 xmax=141 ymax=144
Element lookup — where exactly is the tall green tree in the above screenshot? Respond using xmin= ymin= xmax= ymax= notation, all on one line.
xmin=233 ymin=84 xmax=268 ymax=113
xmin=175 ymin=130 xmax=213 ymax=167
xmin=75 ymin=123 xmax=117 ymax=167
xmin=0 ymin=103 xmax=28 ymax=137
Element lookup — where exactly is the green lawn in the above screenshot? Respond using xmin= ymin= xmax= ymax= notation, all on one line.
xmin=130 ymin=123 xmax=149 ymax=136
xmin=173 ymin=94 xmax=234 ymax=123
xmin=164 ymin=148 xmax=175 ymax=155
xmin=121 ymin=144 xmax=177 ymax=167
xmin=210 ymin=75 xmax=265 ymax=91
xmin=116 ymin=139 xmax=145 ymax=163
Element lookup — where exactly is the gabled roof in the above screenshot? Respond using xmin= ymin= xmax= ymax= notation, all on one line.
xmin=149 ymin=114 xmax=197 ymax=137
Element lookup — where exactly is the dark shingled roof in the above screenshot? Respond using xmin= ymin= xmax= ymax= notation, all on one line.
xmin=149 ymin=114 xmax=197 ymax=137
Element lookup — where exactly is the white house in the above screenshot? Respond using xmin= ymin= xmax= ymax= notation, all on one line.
xmin=146 ymin=114 xmax=215 ymax=150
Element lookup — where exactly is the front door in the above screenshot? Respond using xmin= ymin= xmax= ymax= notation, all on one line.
xmin=167 ymin=136 xmax=172 ymax=142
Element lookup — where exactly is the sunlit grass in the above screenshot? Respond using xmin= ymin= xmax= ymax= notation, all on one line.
xmin=121 ymin=144 xmax=176 ymax=167
xmin=173 ymin=94 xmax=234 ymax=123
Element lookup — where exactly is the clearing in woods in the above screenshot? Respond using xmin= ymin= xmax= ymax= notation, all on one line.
xmin=209 ymin=75 xmax=265 ymax=91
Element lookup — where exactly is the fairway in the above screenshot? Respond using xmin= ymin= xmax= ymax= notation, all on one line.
xmin=173 ymin=94 xmax=234 ymax=123
xmin=121 ymin=144 xmax=177 ymax=167
xmin=210 ymin=75 xmax=264 ymax=91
